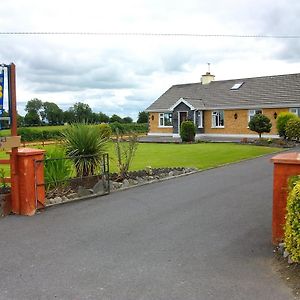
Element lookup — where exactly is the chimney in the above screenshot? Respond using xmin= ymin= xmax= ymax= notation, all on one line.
xmin=201 ymin=63 xmax=215 ymax=84
xmin=201 ymin=72 xmax=215 ymax=85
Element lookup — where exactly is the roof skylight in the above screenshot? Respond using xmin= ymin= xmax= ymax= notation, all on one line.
xmin=231 ymin=82 xmax=244 ymax=90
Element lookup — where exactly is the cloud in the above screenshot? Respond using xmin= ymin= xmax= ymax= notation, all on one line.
xmin=0 ymin=0 xmax=300 ymax=119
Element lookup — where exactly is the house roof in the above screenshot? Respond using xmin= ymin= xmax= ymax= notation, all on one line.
xmin=145 ymin=73 xmax=300 ymax=112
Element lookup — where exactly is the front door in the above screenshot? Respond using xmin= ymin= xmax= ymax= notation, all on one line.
xmin=179 ymin=111 xmax=188 ymax=132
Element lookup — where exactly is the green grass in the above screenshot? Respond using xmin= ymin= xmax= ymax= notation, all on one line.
xmin=108 ymin=142 xmax=281 ymax=172
xmin=0 ymin=142 xmax=281 ymax=176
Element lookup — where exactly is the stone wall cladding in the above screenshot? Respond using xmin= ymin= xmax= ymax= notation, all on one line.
xmin=173 ymin=102 xmax=194 ymax=134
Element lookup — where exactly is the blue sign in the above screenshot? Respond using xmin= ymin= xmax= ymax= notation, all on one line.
xmin=0 ymin=70 xmax=3 ymax=116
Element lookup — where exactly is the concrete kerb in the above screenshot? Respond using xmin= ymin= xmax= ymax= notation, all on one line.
xmin=39 ymin=147 xmax=288 ymax=211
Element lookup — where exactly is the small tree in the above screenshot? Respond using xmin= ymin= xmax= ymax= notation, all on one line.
xmin=137 ymin=111 xmax=148 ymax=123
xmin=114 ymin=129 xmax=138 ymax=180
xmin=180 ymin=121 xmax=196 ymax=142
xmin=122 ymin=116 xmax=133 ymax=123
xmin=110 ymin=114 xmax=123 ymax=123
xmin=248 ymin=114 xmax=272 ymax=138
xmin=276 ymin=112 xmax=298 ymax=139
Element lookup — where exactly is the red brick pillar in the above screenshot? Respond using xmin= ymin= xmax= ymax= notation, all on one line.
xmin=10 ymin=148 xmax=45 ymax=216
xmin=271 ymin=152 xmax=300 ymax=244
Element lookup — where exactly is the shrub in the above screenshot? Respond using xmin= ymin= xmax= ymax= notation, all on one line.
xmin=110 ymin=122 xmax=127 ymax=135
xmin=62 ymin=123 xmax=108 ymax=177
xmin=17 ymin=127 xmax=63 ymax=142
xmin=98 ymin=123 xmax=112 ymax=139
xmin=44 ymin=147 xmax=73 ymax=190
xmin=284 ymin=181 xmax=300 ymax=262
xmin=276 ymin=112 xmax=298 ymax=138
xmin=248 ymin=114 xmax=272 ymax=138
xmin=180 ymin=121 xmax=196 ymax=142
xmin=114 ymin=129 xmax=138 ymax=180
xmin=285 ymin=118 xmax=300 ymax=141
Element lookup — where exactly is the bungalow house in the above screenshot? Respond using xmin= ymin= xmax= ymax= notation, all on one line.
xmin=145 ymin=72 xmax=300 ymax=138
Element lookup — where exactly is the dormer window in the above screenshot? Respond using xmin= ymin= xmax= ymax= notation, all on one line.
xmin=231 ymin=82 xmax=244 ymax=90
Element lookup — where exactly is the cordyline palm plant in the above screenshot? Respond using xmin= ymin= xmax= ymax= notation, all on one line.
xmin=62 ymin=123 xmax=108 ymax=177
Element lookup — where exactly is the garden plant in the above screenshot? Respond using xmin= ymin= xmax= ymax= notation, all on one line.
xmin=63 ymin=123 xmax=108 ymax=177
xmin=248 ymin=113 xmax=272 ymax=138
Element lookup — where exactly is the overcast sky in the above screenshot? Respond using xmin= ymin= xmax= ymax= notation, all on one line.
xmin=1 ymin=0 xmax=300 ymax=119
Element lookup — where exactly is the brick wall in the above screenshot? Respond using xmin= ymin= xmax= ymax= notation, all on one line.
xmin=204 ymin=108 xmax=288 ymax=135
xmin=148 ymin=112 xmax=173 ymax=134
xmin=148 ymin=108 xmax=289 ymax=135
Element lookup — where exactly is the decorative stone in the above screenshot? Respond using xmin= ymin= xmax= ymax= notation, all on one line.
xmin=93 ymin=181 xmax=105 ymax=194
xmin=54 ymin=197 xmax=62 ymax=204
xmin=122 ymin=179 xmax=130 ymax=188
xmin=49 ymin=198 xmax=55 ymax=205
xmin=77 ymin=186 xmax=93 ymax=197
xmin=278 ymin=242 xmax=285 ymax=255
xmin=68 ymin=193 xmax=78 ymax=199
xmin=112 ymin=182 xmax=122 ymax=189
xmin=62 ymin=196 xmax=68 ymax=202
xmin=283 ymin=250 xmax=289 ymax=258
xmin=136 ymin=177 xmax=144 ymax=184
xmin=288 ymin=256 xmax=294 ymax=264
xmin=128 ymin=179 xmax=136 ymax=185
xmin=168 ymin=171 xmax=174 ymax=177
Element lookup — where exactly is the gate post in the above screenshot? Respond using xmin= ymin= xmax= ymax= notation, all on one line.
xmin=271 ymin=152 xmax=300 ymax=244
xmin=9 ymin=148 xmax=46 ymax=216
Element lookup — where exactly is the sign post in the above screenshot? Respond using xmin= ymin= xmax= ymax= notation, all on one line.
xmin=7 ymin=63 xmax=20 ymax=214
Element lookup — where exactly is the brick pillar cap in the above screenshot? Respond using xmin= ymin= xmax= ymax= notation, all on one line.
xmin=271 ymin=152 xmax=300 ymax=164
xmin=7 ymin=147 xmax=45 ymax=156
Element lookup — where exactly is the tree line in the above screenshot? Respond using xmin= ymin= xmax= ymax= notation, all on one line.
xmin=12 ymin=98 xmax=148 ymax=127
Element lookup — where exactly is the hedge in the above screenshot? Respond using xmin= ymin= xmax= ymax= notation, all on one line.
xmin=15 ymin=123 xmax=148 ymax=142
xmin=285 ymin=118 xmax=300 ymax=141
xmin=284 ymin=180 xmax=300 ymax=262
xmin=276 ymin=112 xmax=298 ymax=138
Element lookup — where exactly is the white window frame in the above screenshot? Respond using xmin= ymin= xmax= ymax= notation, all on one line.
xmin=248 ymin=109 xmax=263 ymax=122
xmin=211 ymin=110 xmax=224 ymax=128
xmin=289 ymin=108 xmax=300 ymax=116
xmin=158 ymin=112 xmax=173 ymax=128
xmin=197 ymin=111 xmax=203 ymax=128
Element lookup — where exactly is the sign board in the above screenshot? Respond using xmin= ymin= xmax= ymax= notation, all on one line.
xmin=0 ymin=70 xmax=3 ymax=116
xmin=0 ymin=136 xmax=21 ymax=150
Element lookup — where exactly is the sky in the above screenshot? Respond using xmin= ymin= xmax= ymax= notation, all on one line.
xmin=0 ymin=0 xmax=300 ymax=120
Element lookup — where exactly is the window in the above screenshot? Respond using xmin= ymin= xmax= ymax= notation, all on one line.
xmin=159 ymin=113 xmax=172 ymax=127
xmin=197 ymin=111 xmax=203 ymax=128
xmin=290 ymin=108 xmax=300 ymax=117
xmin=248 ymin=109 xmax=262 ymax=122
xmin=231 ymin=82 xmax=244 ymax=90
xmin=212 ymin=110 xmax=224 ymax=128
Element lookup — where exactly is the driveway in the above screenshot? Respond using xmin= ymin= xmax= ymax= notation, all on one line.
xmin=0 ymin=154 xmax=293 ymax=299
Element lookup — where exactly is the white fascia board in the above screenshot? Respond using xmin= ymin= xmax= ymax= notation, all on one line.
xmin=169 ymin=98 xmax=196 ymax=111
xmin=204 ymin=104 xmax=300 ymax=110
xmin=145 ymin=109 xmax=170 ymax=112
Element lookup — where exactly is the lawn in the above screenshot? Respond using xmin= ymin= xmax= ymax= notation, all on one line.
xmin=108 ymin=142 xmax=280 ymax=171
xmin=0 ymin=142 xmax=281 ymax=176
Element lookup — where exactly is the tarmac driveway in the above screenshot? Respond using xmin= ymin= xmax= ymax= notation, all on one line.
xmin=0 ymin=154 xmax=293 ymax=299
